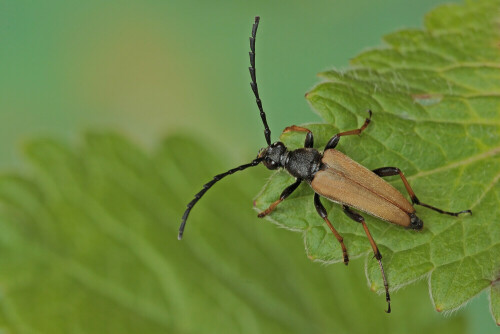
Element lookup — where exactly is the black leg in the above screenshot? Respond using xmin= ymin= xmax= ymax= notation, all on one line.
xmin=314 ymin=194 xmax=349 ymax=265
xmin=372 ymin=167 xmax=472 ymax=216
xmin=342 ymin=205 xmax=391 ymax=313
xmin=282 ymin=125 xmax=314 ymax=148
xmin=324 ymin=110 xmax=372 ymax=150
xmin=258 ymin=178 xmax=302 ymax=217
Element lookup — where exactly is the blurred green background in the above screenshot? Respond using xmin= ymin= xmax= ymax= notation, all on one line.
xmin=0 ymin=0 xmax=497 ymax=333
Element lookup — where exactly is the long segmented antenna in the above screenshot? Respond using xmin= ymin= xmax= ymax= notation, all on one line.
xmin=249 ymin=16 xmax=272 ymax=146
xmin=178 ymin=158 xmax=263 ymax=240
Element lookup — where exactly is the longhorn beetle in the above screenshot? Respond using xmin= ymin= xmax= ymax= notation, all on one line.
xmin=178 ymin=16 xmax=472 ymax=313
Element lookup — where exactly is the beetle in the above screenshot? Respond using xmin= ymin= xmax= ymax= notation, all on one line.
xmin=178 ymin=16 xmax=472 ymax=313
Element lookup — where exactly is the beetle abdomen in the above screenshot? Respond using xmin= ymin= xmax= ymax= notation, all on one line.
xmin=311 ymin=149 xmax=415 ymax=227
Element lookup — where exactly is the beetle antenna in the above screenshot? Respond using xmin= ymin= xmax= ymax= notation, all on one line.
xmin=178 ymin=157 xmax=263 ymax=240
xmin=249 ymin=16 xmax=272 ymax=146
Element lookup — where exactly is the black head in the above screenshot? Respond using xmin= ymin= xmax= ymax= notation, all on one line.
xmin=409 ymin=213 xmax=424 ymax=230
xmin=258 ymin=142 xmax=287 ymax=170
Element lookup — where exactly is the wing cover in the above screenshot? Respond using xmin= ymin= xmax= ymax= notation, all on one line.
xmin=311 ymin=149 xmax=414 ymax=227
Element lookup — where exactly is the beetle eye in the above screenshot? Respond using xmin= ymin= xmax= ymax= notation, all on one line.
xmin=262 ymin=157 xmax=278 ymax=170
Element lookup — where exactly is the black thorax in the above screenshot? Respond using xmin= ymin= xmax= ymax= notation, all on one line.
xmin=283 ymin=148 xmax=322 ymax=182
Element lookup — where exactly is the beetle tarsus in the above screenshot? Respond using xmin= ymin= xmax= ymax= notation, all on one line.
xmin=257 ymin=199 xmax=281 ymax=218
xmin=385 ymin=301 xmax=391 ymax=314
xmin=418 ymin=202 xmax=472 ymax=217
xmin=282 ymin=125 xmax=314 ymax=148
xmin=324 ymin=111 xmax=373 ymax=151
xmin=376 ymin=256 xmax=391 ymax=314
xmin=343 ymin=206 xmax=391 ymax=313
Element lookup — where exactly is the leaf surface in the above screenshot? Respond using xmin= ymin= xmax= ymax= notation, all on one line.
xmin=0 ymin=134 xmax=468 ymax=333
xmin=255 ymin=0 xmax=500 ymax=322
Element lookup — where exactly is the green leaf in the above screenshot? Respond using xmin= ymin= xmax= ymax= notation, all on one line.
xmin=0 ymin=134 xmax=468 ymax=333
xmin=255 ymin=0 xmax=500 ymax=323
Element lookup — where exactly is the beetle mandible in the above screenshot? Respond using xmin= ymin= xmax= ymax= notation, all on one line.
xmin=178 ymin=16 xmax=472 ymax=313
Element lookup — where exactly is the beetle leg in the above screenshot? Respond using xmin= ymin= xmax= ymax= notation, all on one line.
xmin=314 ymin=194 xmax=349 ymax=265
xmin=342 ymin=205 xmax=391 ymax=313
xmin=283 ymin=125 xmax=314 ymax=148
xmin=257 ymin=178 xmax=302 ymax=217
xmin=324 ymin=110 xmax=372 ymax=150
xmin=372 ymin=167 xmax=472 ymax=216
